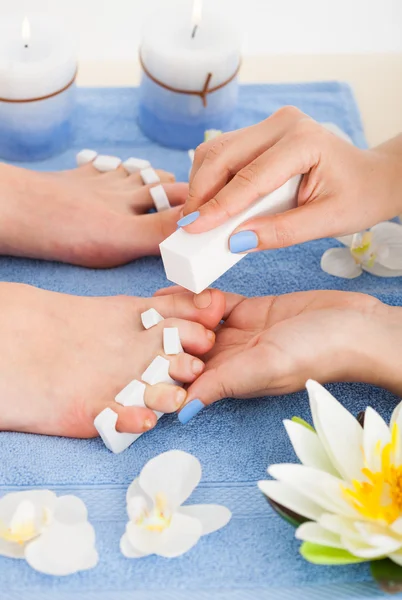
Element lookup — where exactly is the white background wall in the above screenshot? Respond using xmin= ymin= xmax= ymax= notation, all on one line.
xmin=1 ymin=0 xmax=402 ymax=61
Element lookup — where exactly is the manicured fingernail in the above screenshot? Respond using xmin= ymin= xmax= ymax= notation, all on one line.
xmin=229 ymin=231 xmax=258 ymax=253
xmin=194 ymin=289 xmax=212 ymax=308
xmin=144 ymin=418 xmax=154 ymax=431
xmin=175 ymin=388 xmax=187 ymax=408
xmin=178 ymin=399 xmax=205 ymax=424
xmin=192 ymin=359 xmax=204 ymax=375
xmin=177 ymin=211 xmax=200 ymax=227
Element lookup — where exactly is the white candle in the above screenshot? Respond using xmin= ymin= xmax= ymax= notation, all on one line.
xmin=0 ymin=15 xmax=77 ymax=162
xmin=138 ymin=1 xmax=242 ymax=149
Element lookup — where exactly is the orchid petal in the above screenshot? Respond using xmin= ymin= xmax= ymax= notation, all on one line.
xmin=0 ymin=490 xmax=56 ymax=529
xmin=268 ymin=464 xmax=358 ymax=517
xmin=54 ymin=495 xmax=88 ymax=525
xmin=306 ymin=380 xmax=364 ymax=482
xmin=0 ymin=538 xmax=26 ymax=559
xmin=372 ymin=222 xmax=402 ymax=269
xmin=296 ymin=522 xmax=344 ymax=549
xmin=178 ymin=504 xmax=231 ymax=536
xmin=362 ymin=407 xmax=391 ymax=472
xmin=126 ymin=513 xmax=202 ymax=558
xmin=321 ymin=248 xmax=362 ymax=279
xmin=364 ymin=262 xmax=402 ymax=277
xmin=120 ymin=533 xmax=150 ymax=558
xmin=24 ymin=520 xmax=98 ymax=575
xmin=139 ymin=450 xmax=201 ymax=511
xmin=258 ymin=481 xmax=324 ymax=522
xmin=284 ymin=419 xmax=339 ymax=476
xmin=335 ymin=235 xmax=354 ymax=247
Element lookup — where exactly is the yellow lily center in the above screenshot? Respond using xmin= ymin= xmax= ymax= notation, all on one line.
xmin=343 ymin=423 xmax=402 ymax=524
xmin=350 ymin=231 xmax=376 ymax=267
xmin=135 ymin=493 xmax=171 ymax=533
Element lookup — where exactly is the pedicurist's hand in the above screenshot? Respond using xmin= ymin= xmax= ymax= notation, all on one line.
xmin=178 ymin=107 xmax=402 ymax=254
xmin=154 ymin=288 xmax=402 ymax=423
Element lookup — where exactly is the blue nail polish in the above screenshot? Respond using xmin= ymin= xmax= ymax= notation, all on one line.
xmin=178 ymin=399 xmax=205 ymax=425
xmin=177 ymin=211 xmax=200 ymax=227
xmin=229 ymin=231 xmax=258 ymax=253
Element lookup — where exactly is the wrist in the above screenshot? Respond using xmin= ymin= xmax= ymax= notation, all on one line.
xmin=371 ymin=135 xmax=402 ymax=216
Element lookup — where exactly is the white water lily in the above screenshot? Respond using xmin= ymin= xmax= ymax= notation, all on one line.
xmin=0 ymin=490 xmax=98 ymax=575
xmin=321 ymin=222 xmax=402 ymax=279
xmin=120 ymin=450 xmax=231 ymax=559
xmin=260 ymin=380 xmax=402 ymax=566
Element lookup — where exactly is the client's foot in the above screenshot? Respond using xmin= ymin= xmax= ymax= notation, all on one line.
xmin=0 ymin=284 xmax=224 ymax=437
xmin=0 ymin=161 xmax=187 ymax=267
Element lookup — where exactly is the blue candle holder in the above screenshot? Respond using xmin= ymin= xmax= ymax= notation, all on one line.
xmin=0 ymin=83 xmax=76 ymax=162
xmin=138 ymin=64 xmax=239 ymax=150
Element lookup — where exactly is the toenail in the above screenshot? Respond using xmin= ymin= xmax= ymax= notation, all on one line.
xmin=175 ymin=389 xmax=187 ymax=408
xmin=192 ymin=359 xmax=204 ymax=375
xmin=206 ymin=330 xmax=215 ymax=342
xmin=144 ymin=418 xmax=154 ymax=431
xmin=194 ymin=289 xmax=212 ymax=309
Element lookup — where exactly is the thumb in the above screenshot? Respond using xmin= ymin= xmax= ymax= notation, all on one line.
xmin=177 ymin=347 xmax=266 ymax=424
xmin=229 ymin=198 xmax=340 ymax=252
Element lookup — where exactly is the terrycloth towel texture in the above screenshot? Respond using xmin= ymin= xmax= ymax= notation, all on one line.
xmin=0 ymin=84 xmax=399 ymax=600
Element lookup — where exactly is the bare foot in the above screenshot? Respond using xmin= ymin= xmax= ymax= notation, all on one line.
xmin=0 ymin=161 xmax=187 ymax=267
xmin=0 ymin=284 xmax=224 ymax=438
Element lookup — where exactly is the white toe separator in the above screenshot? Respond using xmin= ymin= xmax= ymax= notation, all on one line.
xmin=123 ymin=157 xmax=151 ymax=174
xmin=150 ymin=184 xmax=171 ymax=212
xmin=141 ymin=355 xmax=177 ymax=386
xmin=140 ymin=167 xmax=160 ymax=185
xmin=141 ymin=308 xmax=164 ymax=329
xmin=76 ymin=149 xmax=98 ymax=166
xmin=163 ymin=327 xmax=183 ymax=355
xmin=93 ymin=155 xmax=122 ymax=172
xmin=115 ymin=379 xmax=146 ymax=407
xmin=94 ymin=408 xmax=140 ymax=454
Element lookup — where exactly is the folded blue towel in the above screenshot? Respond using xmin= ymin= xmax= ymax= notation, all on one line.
xmin=0 ymin=83 xmax=396 ymax=600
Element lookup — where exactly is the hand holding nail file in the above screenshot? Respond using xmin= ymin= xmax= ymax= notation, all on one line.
xmin=160 ymin=176 xmax=301 ymax=293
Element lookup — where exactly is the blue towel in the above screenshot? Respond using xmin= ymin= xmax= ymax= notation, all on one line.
xmin=0 ymin=83 xmax=397 ymax=600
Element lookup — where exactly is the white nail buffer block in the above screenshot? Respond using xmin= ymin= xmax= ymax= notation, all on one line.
xmin=123 ymin=157 xmax=151 ymax=174
xmin=141 ymin=355 xmax=177 ymax=386
xmin=76 ymin=149 xmax=98 ymax=166
xmin=150 ymin=185 xmax=171 ymax=212
xmin=141 ymin=308 xmax=164 ymax=329
xmin=141 ymin=167 xmax=160 ymax=185
xmin=163 ymin=327 xmax=183 ymax=355
xmin=94 ymin=408 xmax=140 ymax=454
xmin=115 ymin=380 xmax=146 ymax=407
xmin=160 ymin=176 xmax=301 ymax=294
xmin=93 ymin=155 xmax=122 ymax=172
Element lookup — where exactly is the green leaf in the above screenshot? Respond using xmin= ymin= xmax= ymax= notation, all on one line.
xmin=291 ymin=416 xmax=315 ymax=433
xmin=265 ymin=496 xmax=309 ymax=528
xmin=300 ymin=542 xmax=367 ymax=565
xmin=370 ymin=558 xmax=402 ymax=594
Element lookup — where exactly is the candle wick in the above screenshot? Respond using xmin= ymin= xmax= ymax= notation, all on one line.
xmin=191 ymin=24 xmax=198 ymax=39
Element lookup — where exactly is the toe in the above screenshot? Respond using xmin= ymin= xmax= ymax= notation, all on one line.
xmin=114 ymin=405 xmax=158 ymax=434
xmin=144 ymin=383 xmax=187 ymax=414
xmin=168 ymin=353 xmax=205 ymax=383
xmin=144 ymin=289 xmax=226 ymax=330
xmin=158 ymin=318 xmax=215 ymax=355
xmin=129 ymin=183 xmax=188 ymax=214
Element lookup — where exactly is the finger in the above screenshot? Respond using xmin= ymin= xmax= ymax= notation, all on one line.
xmin=156 ymin=317 xmax=215 ymax=355
xmin=144 ymin=383 xmax=187 ymax=414
xmin=186 ymin=107 xmax=308 ymax=215
xmin=183 ymin=122 xmax=320 ymax=234
xmin=114 ymin=405 xmax=158 ymax=433
xmin=229 ymin=197 xmax=342 ymax=251
xmin=129 ymin=183 xmax=188 ymax=213
xmin=168 ymin=352 xmax=205 ymax=383
xmin=145 ymin=288 xmax=226 ymax=329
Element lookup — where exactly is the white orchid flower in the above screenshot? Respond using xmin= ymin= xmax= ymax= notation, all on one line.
xmin=120 ymin=450 xmax=231 ymax=559
xmin=259 ymin=380 xmax=402 ymax=570
xmin=321 ymin=222 xmax=402 ymax=278
xmin=0 ymin=490 xmax=98 ymax=575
